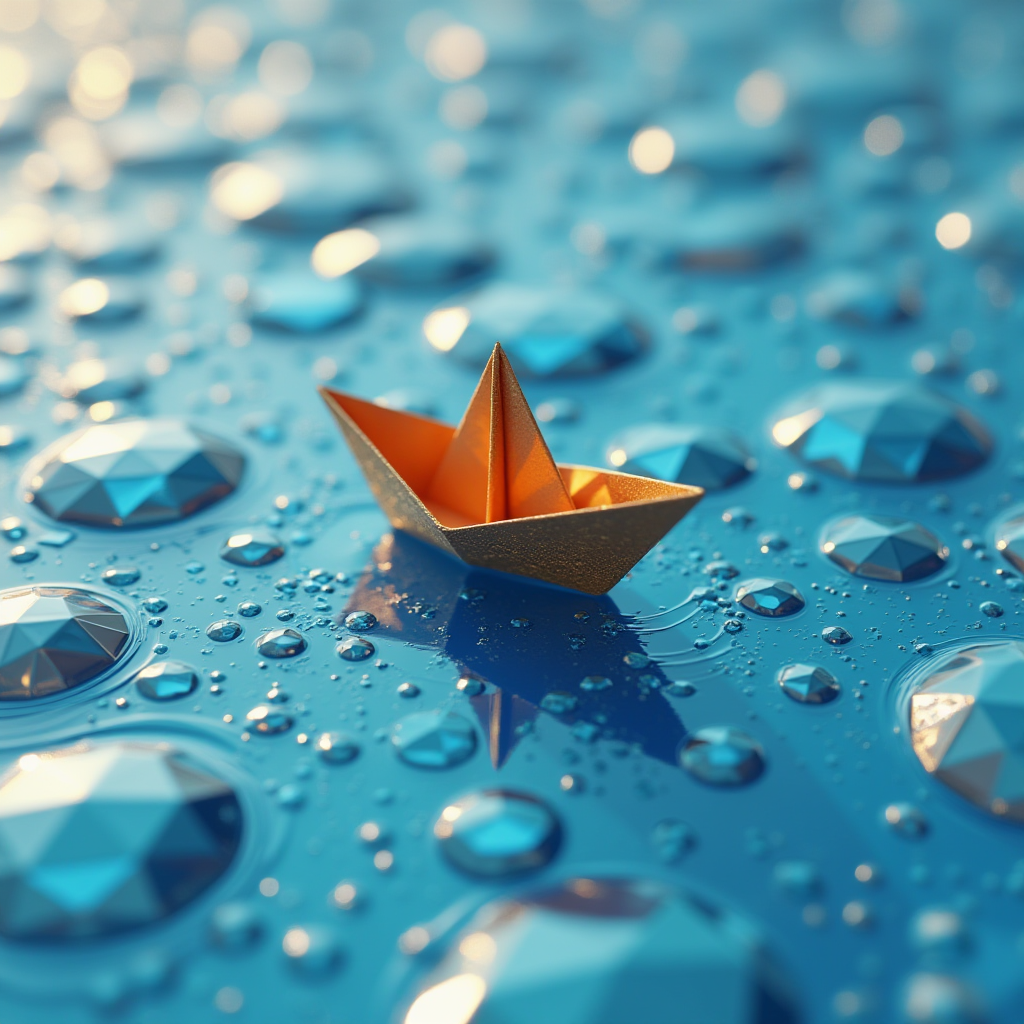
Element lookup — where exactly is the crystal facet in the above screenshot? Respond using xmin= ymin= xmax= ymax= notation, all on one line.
xmin=777 ymin=664 xmax=840 ymax=704
xmin=0 ymin=742 xmax=242 ymax=939
xmin=400 ymin=878 xmax=798 ymax=1024
xmin=821 ymin=514 xmax=948 ymax=582
xmin=736 ymin=578 xmax=805 ymax=617
xmin=773 ymin=382 xmax=992 ymax=482
xmin=392 ymin=710 xmax=477 ymax=769
xmin=0 ymin=586 xmax=130 ymax=700
xmin=910 ymin=642 xmax=1024 ymax=821
xmin=23 ymin=419 xmax=245 ymax=529
xmin=606 ymin=424 xmax=755 ymax=491
xmin=434 ymin=790 xmax=562 ymax=878
xmin=220 ymin=529 xmax=285 ymax=567
xmin=134 ymin=660 xmax=199 ymax=701
xmin=426 ymin=283 xmax=646 ymax=377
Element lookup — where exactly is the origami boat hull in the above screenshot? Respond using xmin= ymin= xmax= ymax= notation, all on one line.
xmin=320 ymin=388 xmax=703 ymax=594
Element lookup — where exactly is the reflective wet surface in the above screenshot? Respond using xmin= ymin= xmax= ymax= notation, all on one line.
xmin=0 ymin=0 xmax=1021 ymax=1021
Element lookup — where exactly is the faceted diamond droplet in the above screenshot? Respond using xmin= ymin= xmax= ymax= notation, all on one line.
xmin=0 ymin=586 xmax=130 ymax=700
xmin=134 ymin=660 xmax=199 ymax=701
xmin=821 ymin=514 xmax=948 ymax=582
xmin=220 ymin=530 xmax=285 ymax=567
xmin=822 ymin=625 xmax=853 ymax=645
xmin=337 ymin=637 xmax=374 ymax=661
xmin=773 ymin=382 xmax=992 ymax=482
xmin=0 ymin=742 xmax=242 ymax=938
xmin=400 ymin=878 xmax=799 ymax=1023
xmin=777 ymin=664 xmax=840 ymax=704
xmin=24 ymin=419 xmax=244 ymax=528
xmin=429 ymin=283 xmax=646 ymax=377
xmin=736 ymin=578 xmax=805 ymax=617
xmin=910 ymin=642 xmax=1024 ymax=821
xmin=606 ymin=423 xmax=755 ymax=491
xmin=392 ymin=710 xmax=477 ymax=768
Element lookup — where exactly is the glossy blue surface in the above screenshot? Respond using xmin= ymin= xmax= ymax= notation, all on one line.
xmin=0 ymin=0 xmax=1022 ymax=1022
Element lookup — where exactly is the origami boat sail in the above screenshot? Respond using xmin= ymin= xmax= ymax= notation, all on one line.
xmin=426 ymin=345 xmax=574 ymax=526
xmin=319 ymin=344 xmax=703 ymax=593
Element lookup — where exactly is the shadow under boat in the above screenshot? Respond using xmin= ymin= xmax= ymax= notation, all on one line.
xmin=343 ymin=531 xmax=687 ymax=769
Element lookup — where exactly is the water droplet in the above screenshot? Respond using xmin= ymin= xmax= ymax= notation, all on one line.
xmin=282 ymin=924 xmax=343 ymax=976
xmin=344 ymin=610 xmax=377 ymax=631
xmin=430 ymin=283 xmax=645 ymax=377
xmin=207 ymin=620 xmax=242 ymax=642
xmin=101 ymin=565 xmax=141 ymax=587
xmin=0 ymin=517 xmax=25 ymax=540
xmin=210 ymin=901 xmax=262 ymax=949
xmin=238 ymin=601 xmax=262 ymax=618
xmin=910 ymin=642 xmax=1024 ymax=819
xmin=902 ymin=973 xmax=983 ymax=1024
xmin=134 ymin=660 xmax=199 ymax=701
xmin=246 ymin=705 xmax=294 ymax=735
xmin=909 ymin=909 xmax=969 ymax=955
xmin=315 ymin=731 xmax=360 ymax=764
xmin=777 ymin=664 xmax=840 ymax=704
xmin=337 ymin=637 xmax=375 ymax=661
xmin=665 ymin=681 xmax=697 ymax=697
xmin=774 ymin=382 xmax=991 ymax=483
xmin=0 ymin=742 xmax=241 ymax=937
xmin=736 ymin=578 xmax=805 ymax=617
xmin=391 ymin=710 xmax=477 ymax=769
xmin=25 ymin=419 xmax=244 ymax=528
xmin=0 ymin=586 xmax=130 ymax=698
xmin=540 ymin=691 xmax=578 ymax=714
xmin=821 ymin=515 xmax=948 ymax=582
xmin=884 ymin=802 xmax=928 ymax=838
xmin=607 ymin=423 xmax=755 ymax=490
xmin=822 ymin=626 xmax=853 ymax=645
xmin=980 ymin=600 xmax=1003 ymax=618
xmin=679 ymin=726 xmax=765 ymax=785
xmin=651 ymin=819 xmax=697 ymax=863
xmin=456 ymin=676 xmax=485 ymax=696
xmin=220 ymin=529 xmax=285 ymax=567
xmin=434 ymin=790 xmax=561 ymax=878
xmin=255 ymin=628 xmax=306 ymax=658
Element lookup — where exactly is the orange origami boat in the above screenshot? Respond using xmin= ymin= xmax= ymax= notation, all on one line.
xmin=319 ymin=344 xmax=703 ymax=594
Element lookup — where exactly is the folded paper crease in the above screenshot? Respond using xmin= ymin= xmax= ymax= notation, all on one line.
xmin=319 ymin=343 xmax=704 ymax=593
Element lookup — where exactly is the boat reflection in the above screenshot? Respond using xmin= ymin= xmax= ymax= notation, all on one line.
xmin=344 ymin=531 xmax=687 ymax=768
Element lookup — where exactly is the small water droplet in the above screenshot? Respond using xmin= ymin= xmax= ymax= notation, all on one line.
xmin=344 ymin=610 xmax=378 ymax=631
xmin=822 ymin=625 xmax=853 ymax=645
xmin=337 ymin=637 xmax=375 ymax=661
xmin=207 ymin=620 xmax=242 ymax=642
xmin=256 ymin=628 xmax=307 ymax=658
xmin=679 ymin=726 xmax=765 ymax=785
xmin=134 ymin=660 xmax=199 ymax=701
